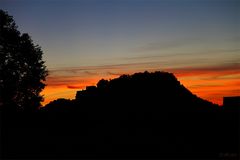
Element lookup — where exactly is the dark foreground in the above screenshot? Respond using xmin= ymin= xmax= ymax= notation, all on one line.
xmin=1 ymin=109 xmax=239 ymax=159
xmin=1 ymin=72 xmax=239 ymax=159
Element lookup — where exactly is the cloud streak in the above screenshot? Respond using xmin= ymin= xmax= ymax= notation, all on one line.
xmin=67 ymin=85 xmax=85 ymax=89
xmin=48 ymin=61 xmax=240 ymax=79
xmin=169 ymin=63 xmax=240 ymax=77
xmin=125 ymin=48 xmax=240 ymax=61
xmin=42 ymin=61 xmax=240 ymax=105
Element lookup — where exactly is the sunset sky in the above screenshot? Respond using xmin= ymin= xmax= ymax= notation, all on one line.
xmin=1 ymin=0 xmax=239 ymax=105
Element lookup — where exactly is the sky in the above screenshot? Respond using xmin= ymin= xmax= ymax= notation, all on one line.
xmin=1 ymin=0 xmax=239 ymax=105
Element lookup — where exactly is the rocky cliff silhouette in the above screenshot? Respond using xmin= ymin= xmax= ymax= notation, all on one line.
xmin=1 ymin=71 xmax=239 ymax=159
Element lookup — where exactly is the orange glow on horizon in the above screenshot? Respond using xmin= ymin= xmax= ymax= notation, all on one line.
xmin=41 ymin=65 xmax=240 ymax=106
xmin=41 ymin=75 xmax=118 ymax=106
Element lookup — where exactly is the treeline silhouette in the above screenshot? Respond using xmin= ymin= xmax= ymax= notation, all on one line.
xmin=1 ymin=71 xmax=239 ymax=159
xmin=0 ymin=10 xmax=48 ymax=111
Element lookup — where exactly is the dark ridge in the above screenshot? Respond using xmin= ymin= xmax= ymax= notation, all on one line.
xmin=1 ymin=71 xmax=239 ymax=159
xmin=44 ymin=71 xmax=218 ymax=112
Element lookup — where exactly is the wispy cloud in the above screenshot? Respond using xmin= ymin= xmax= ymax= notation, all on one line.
xmin=48 ymin=61 xmax=161 ymax=75
xmin=67 ymin=85 xmax=85 ymax=89
xmin=124 ymin=48 xmax=240 ymax=61
xmin=42 ymin=61 xmax=240 ymax=105
xmin=131 ymin=34 xmax=240 ymax=54
xmin=47 ymin=62 xmax=240 ymax=84
xmin=169 ymin=63 xmax=240 ymax=77
xmin=106 ymin=71 xmax=123 ymax=76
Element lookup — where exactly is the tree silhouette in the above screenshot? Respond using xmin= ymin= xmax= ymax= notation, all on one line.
xmin=0 ymin=10 xmax=48 ymax=111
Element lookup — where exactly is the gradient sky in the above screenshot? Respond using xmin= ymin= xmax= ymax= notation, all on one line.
xmin=1 ymin=0 xmax=239 ymax=105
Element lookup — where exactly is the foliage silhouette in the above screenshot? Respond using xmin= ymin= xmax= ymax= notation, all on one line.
xmin=0 ymin=10 xmax=48 ymax=111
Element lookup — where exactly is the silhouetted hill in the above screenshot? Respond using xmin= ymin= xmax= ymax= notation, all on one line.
xmin=44 ymin=71 xmax=218 ymax=112
xmin=1 ymin=71 xmax=239 ymax=159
